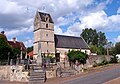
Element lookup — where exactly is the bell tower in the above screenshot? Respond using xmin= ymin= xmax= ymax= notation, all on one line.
xmin=33 ymin=11 xmax=55 ymax=59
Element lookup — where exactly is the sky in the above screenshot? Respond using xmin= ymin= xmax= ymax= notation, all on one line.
xmin=0 ymin=0 xmax=120 ymax=47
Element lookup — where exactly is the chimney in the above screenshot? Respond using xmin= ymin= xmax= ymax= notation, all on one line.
xmin=1 ymin=31 xmax=4 ymax=34
xmin=12 ymin=37 xmax=16 ymax=43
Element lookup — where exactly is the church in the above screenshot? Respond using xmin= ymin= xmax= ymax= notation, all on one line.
xmin=33 ymin=11 xmax=90 ymax=62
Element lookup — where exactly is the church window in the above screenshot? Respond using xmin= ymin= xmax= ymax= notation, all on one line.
xmin=46 ymin=34 xmax=48 ymax=36
xmin=46 ymin=17 xmax=48 ymax=21
xmin=46 ymin=24 xmax=48 ymax=28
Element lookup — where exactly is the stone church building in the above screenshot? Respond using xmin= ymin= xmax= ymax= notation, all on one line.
xmin=33 ymin=11 xmax=90 ymax=62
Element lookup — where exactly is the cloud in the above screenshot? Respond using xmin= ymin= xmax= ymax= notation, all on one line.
xmin=117 ymin=7 xmax=120 ymax=14
xmin=0 ymin=0 xmax=34 ymax=30
xmin=81 ymin=11 xmax=108 ymax=29
xmin=5 ymin=25 xmax=33 ymax=36
xmin=10 ymin=0 xmax=94 ymax=19
xmin=0 ymin=0 xmax=119 ymax=46
xmin=0 ymin=0 xmax=95 ymax=37
xmin=54 ymin=26 xmax=63 ymax=35
xmin=24 ymin=38 xmax=33 ymax=47
xmin=62 ymin=10 xmax=120 ymax=37
xmin=115 ymin=36 xmax=120 ymax=42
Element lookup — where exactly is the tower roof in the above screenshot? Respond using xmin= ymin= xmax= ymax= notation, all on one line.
xmin=38 ymin=12 xmax=54 ymax=23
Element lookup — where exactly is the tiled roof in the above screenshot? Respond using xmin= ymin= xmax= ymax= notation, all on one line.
xmin=0 ymin=33 xmax=26 ymax=51
xmin=8 ymin=41 xmax=26 ymax=51
xmin=54 ymin=34 xmax=89 ymax=49
xmin=38 ymin=12 xmax=54 ymax=23
xmin=27 ymin=51 xmax=33 ymax=57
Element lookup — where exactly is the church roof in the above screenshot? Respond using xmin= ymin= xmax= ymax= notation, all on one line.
xmin=38 ymin=12 xmax=54 ymax=23
xmin=54 ymin=34 xmax=89 ymax=49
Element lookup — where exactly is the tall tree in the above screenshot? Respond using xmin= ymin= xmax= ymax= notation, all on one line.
xmin=81 ymin=28 xmax=107 ymax=55
xmin=0 ymin=34 xmax=12 ymax=61
xmin=98 ymin=31 xmax=106 ymax=47
xmin=27 ymin=46 xmax=33 ymax=53
xmin=114 ymin=42 xmax=120 ymax=54
xmin=81 ymin=28 xmax=98 ymax=45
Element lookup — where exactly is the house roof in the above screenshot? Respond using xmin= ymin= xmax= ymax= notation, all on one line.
xmin=8 ymin=41 xmax=26 ymax=51
xmin=54 ymin=34 xmax=89 ymax=49
xmin=0 ymin=33 xmax=26 ymax=51
xmin=27 ymin=51 xmax=33 ymax=57
xmin=38 ymin=12 xmax=54 ymax=23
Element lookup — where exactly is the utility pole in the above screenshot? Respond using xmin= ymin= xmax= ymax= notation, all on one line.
xmin=20 ymin=47 xmax=22 ymax=60
xmin=106 ymin=39 xmax=109 ymax=56
xmin=7 ymin=52 xmax=10 ymax=65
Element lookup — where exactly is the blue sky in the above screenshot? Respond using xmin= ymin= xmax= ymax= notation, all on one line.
xmin=0 ymin=0 xmax=120 ymax=47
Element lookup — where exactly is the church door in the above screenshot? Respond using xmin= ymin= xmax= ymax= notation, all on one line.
xmin=55 ymin=53 xmax=60 ymax=62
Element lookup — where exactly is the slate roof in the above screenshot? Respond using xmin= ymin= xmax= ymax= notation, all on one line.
xmin=38 ymin=12 xmax=54 ymax=23
xmin=54 ymin=34 xmax=89 ymax=49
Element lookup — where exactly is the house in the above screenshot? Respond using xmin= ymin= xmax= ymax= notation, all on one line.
xmin=8 ymin=37 xmax=26 ymax=52
xmin=0 ymin=31 xmax=26 ymax=53
xmin=33 ymin=11 xmax=90 ymax=62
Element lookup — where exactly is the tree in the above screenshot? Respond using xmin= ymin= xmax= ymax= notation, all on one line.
xmin=89 ymin=45 xmax=99 ymax=53
xmin=0 ymin=34 xmax=12 ymax=62
xmin=81 ymin=28 xmax=107 ymax=55
xmin=27 ymin=46 xmax=33 ymax=53
xmin=11 ymin=47 xmax=21 ymax=59
xmin=114 ymin=42 xmax=120 ymax=54
xmin=81 ymin=28 xmax=98 ymax=45
xmin=98 ymin=31 xmax=106 ymax=47
xmin=67 ymin=50 xmax=88 ymax=65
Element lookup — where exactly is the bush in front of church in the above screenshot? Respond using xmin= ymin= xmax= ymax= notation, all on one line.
xmin=67 ymin=50 xmax=88 ymax=65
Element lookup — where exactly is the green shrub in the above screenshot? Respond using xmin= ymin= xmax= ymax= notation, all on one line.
xmin=67 ymin=50 xmax=88 ymax=65
xmin=109 ymin=55 xmax=118 ymax=63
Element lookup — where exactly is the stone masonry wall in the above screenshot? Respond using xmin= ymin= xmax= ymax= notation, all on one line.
xmin=0 ymin=66 xmax=10 ymax=80
xmin=0 ymin=65 xmax=29 ymax=82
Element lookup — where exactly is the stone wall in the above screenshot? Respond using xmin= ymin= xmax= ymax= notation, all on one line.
xmin=87 ymin=55 xmax=111 ymax=66
xmin=0 ymin=66 xmax=10 ymax=80
xmin=46 ymin=70 xmax=56 ymax=78
xmin=10 ymin=65 xmax=29 ymax=82
xmin=0 ymin=65 xmax=29 ymax=82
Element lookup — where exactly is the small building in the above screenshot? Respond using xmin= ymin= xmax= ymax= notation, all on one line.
xmin=0 ymin=31 xmax=26 ymax=54
xmin=8 ymin=37 xmax=26 ymax=52
xmin=33 ymin=11 xmax=90 ymax=62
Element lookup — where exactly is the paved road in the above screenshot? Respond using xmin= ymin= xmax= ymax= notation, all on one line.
xmin=61 ymin=67 xmax=120 ymax=84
